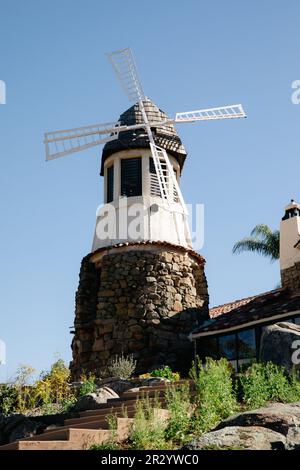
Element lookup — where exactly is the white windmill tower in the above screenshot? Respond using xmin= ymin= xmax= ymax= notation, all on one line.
xmin=44 ymin=48 xmax=246 ymax=252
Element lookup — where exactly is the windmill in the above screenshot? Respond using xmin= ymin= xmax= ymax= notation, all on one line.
xmin=44 ymin=48 xmax=246 ymax=250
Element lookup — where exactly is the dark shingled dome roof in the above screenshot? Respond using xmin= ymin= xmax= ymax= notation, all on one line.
xmin=100 ymin=98 xmax=187 ymax=175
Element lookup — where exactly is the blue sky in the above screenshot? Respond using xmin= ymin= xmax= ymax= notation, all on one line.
xmin=0 ymin=0 xmax=299 ymax=380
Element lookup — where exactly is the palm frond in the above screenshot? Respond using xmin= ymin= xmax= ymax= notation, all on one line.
xmin=250 ymin=224 xmax=273 ymax=238
xmin=232 ymin=224 xmax=280 ymax=262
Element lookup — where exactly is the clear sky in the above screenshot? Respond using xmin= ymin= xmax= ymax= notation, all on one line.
xmin=0 ymin=0 xmax=299 ymax=381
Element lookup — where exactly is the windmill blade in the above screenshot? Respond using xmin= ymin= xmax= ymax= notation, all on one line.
xmin=175 ymin=104 xmax=246 ymax=123
xmin=44 ymin=122 xmax=121 ymax=161
xmin=107 ymin=48 xmax=145 ymax=103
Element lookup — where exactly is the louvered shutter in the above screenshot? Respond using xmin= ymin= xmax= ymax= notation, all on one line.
xmin=106 ymin=165 xmax=114 ymax=203
xmin=121 ymin=158 xmax=142 ymax=197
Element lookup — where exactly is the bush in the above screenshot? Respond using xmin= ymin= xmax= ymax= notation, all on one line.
xmin=79 ymin=374 xmax=97 ymax=397
xmin=129 ymin=396 xmax=167 ymax=450
xmin=165 ymin=384 xmax=192 ymax=444
xmin=0 ymin=359 xmax=74 ymax=416
xmin=0 ymin=384 xmax=19 ymax=416
xmin=32 ymin=359 xmax=72 ymax=407
xmin=239 ymin=362 xmax=300 ymax=408
xmin=190 ymin=358 xmax=238 ymax=433
xmin=107 ymin=354 xmax=136 ymax=380
xmin=150 ymin=366 xmax=180 ymax=382
xmin=89 ymin=442 xmax=120 ymax=450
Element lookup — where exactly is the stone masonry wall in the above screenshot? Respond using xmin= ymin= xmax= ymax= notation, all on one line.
xmin=70 ymin=246 xmax=209 ymax=380
xmin=281 ymin=261 xmax=300 ymax=292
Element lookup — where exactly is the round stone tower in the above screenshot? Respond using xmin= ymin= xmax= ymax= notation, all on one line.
xmin=70 ymin=99 xmax=209 ymax=379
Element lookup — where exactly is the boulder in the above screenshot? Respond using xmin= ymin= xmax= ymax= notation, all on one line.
xmin=260 ymin=322 xmax=300 ymax=371
xmin=184 ymin=426 xmax=286 ymax=450
xmin=73 ymin=387 xmax=119 ymax=412
xmin=8 ymin=419 xmax=44 ymax=443
xmin=98 ymin=379 xmax=133 ymax=395
xmin=141 ymin=377 xmax=170 ymax=387
xmin=216 ymin=402 xmax=300 ymax=450
xmin=0 ymin=414 xmax=45 ymax=445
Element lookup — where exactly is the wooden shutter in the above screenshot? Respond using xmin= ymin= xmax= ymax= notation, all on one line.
xmin=106 ymin=165 xmax=114 ymax=203
xmin=121 ymin=158 xmax=142 ymax=197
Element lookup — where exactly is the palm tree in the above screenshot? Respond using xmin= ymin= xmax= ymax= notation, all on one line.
xmin=232 ymin=224 xmax=279 ymax=261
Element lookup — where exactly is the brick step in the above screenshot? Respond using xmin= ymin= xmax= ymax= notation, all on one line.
xmin=0 ymin=440 xmax=79 ymax=450
xmin=108 ymin=390 xmax=167 ymax=402
xmin=79 ymin=397 xmax=167 ymax=418
xmin=66 ymin=407 xmax=136 ymax=426
xmin=36 ymin=416 xmax=132 ymax=435
xmin=0 ymin=408 xmax=170 ymax=451
xmin=121 ymin=380 xmax=192 ymax=395
xmin=0 ymin=419 xmax=133 ymax=451
xmin=0 ymin=427 xmax=118 ymax=451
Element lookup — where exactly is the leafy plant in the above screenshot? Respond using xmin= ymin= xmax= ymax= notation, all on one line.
xmin=79 ymin=374 xmax=97 ymax=397
xmin=239 ymin=362 xmax=300 ymax=408
xmin=150 ymin=366 xmax=180 ymax=382
xmin=107 ymin=353 xmax=136 ymax=380
xmin=0 ymin=384 xmax=19 ymax=416
xmin=89 ymin=442 xmax=120 ymax=450
xmin=165 ymin=384 xmax=192 ymax=445
xmin=190 ymin=357 xmax=238 ymax=433
xmin=129 ymin=396 xmax=167 ymax=450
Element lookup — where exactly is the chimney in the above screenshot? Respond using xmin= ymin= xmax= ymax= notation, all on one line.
xmin=280 ymin=199 xmax=300 ymax=291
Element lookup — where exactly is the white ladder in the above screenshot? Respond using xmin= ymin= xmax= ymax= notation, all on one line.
xmin=150 ymin=143 xmax=188 ymax=216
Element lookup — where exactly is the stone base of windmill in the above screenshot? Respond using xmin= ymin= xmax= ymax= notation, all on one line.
xmin=70 ymin=242 xmax=209 ymax=380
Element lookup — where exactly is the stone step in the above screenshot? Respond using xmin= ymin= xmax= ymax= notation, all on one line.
xmin=122 ymin=380 xmax=191 ymax=394
xmin=66 ymin=407 xmax=137 ymax=426
xmin=108 ymin=390 xmax=166 ymax=403
xmin=0 ymin=440 xmax=79 ymax=451
xmin=38 ymin=416 xmax=132 ymax=435
xmin=79 ymin=397 xmax=167 ymax=418
xmin=0 ymin=418 xmax=133 ymax=451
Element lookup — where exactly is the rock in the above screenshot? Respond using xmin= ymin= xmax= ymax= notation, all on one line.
xmin=216 ymin=402 xmax=300 ymax=450
xmin=260 ymin=322 xmax=300 ymax=371
xmin=0 ymin=414 xmax=47 ymax=445
xmin=73 ymin=387 xmax=119 ymax=412
xmin=3 ymin=414 xmax=25 ymax=435
xmin=8 ymin=419 xmax=44 ymax=443
xmin=126 ymin=387 xmax=140 ymax=393
xmin=184 ymin=426 xmax=286 ymax=450
xmin=141 ymin=377 xmax=170 ymax=386
xmin=103 ymin=380 xmax=133 ymax=395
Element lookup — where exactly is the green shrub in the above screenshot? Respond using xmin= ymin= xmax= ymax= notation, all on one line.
xmin=239 ymin=362 xmax=300 ymax=408
xmin=151 ymin=366 xmax=180 ymax=382
xmin=89 ymin=442 xmax=120 ymax=450
xmin=165 ymin=384 xmax=192 ymax=444
xmin=60 ymin=395 xmax=77 ymax=413
xmin=32 ymin=359 xmax=72 ymax=408
xmin=107 ymin=353 xmax=136 ymax=380
xmin=0 ymin=384 xmax=20 ymax=416
xmin=79 ymin=374 xmax=97 ymax=397
xmin=190 ymin=357 xmax=238 ymax=433
xmin=129 ymin=396 xmax=167 ymax=450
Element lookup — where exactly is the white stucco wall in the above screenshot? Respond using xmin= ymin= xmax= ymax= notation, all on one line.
xmin=92 ymin=149 xmax=192 ymax=251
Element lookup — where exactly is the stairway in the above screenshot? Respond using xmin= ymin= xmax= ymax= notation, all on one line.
xmin=0 ymin=380 xmax=190 ymax=450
